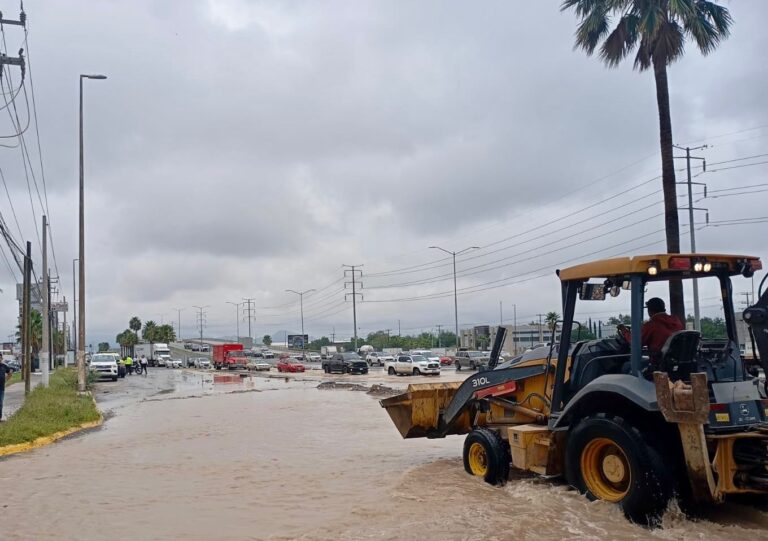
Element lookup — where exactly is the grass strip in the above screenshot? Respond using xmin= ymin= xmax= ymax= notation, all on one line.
xmin=6 ymin=371 xmax=21 ymax=386
xmin=0 ymin=368 xmax=100 ymax=447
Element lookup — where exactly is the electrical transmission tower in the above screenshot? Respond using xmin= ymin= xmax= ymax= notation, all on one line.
xmin=242 ymin=297 xmax=255 ymax=340
xmin=193 ymin=305 xmax=208 ymax=350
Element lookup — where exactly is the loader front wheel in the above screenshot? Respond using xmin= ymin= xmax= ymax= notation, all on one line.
xmin=566 ymin=414 xmax=673 ymax=526
xmin=463 ymin=428 xmax=509 ymax=486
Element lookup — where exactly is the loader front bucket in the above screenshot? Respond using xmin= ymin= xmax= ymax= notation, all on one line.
xmin=380 ymin=382 xmax=467 ymax=439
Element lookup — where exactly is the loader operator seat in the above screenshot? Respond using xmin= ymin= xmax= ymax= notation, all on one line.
xmin=567 ymin=336 xmax=629 ymax=398
xmin=657 ymin=330 xmax=701 ymax=382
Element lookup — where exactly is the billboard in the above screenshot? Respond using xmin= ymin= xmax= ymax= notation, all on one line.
xmin=287 ymin=334 xmax=309 ymax=349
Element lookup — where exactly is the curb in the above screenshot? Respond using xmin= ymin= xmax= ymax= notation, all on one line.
xmin=0 ymin=396 xmax=103 ymax=458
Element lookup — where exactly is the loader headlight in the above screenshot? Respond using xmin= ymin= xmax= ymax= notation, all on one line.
xmin=647 ymin=261 xmax=659 ymax=276
xmin=693 ymin=261 xmax=703 ymax=272
xmin=703 ymin=262 xmax=712 ymax=272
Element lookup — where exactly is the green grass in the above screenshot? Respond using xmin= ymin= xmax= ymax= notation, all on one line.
xmin=0 ymin=368 xmax=101 ymax=447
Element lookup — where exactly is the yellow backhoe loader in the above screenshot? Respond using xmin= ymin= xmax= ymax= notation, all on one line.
xmin=381 ymin=253 xmax=768 ymax=524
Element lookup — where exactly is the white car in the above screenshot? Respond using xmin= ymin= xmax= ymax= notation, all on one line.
xmin=366 ymin=352 xmax=394 ymax=366
xmin=89 ymin=353 xmax=119 ymax=381
xmin=165 ymin=358 xmax=183 ymax=369
xmin=261 ymin=349 xmax=275 ymax=359
xmin=192 ymin=357 xmax=211 ymax=369
xmin=411 ymin=350 xmax=441 ymax=365
xmin=385 ymin=354 xmax=440 ymax=376
xmin=308 ymin=353 xmax=321 ymax=362
xmin=247 ymin=359 xmax=271 ymax=371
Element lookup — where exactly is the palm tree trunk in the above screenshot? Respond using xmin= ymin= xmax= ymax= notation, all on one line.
xmin=653 ymin=57 xmax=685 ymax=323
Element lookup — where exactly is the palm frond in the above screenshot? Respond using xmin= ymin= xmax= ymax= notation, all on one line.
xmin=695 ymin=0 xmax=732 ymax=37
xmin=599 ymin=14 xmax=640 ymax=67
xmin=633 ymin=34 xmax=653 ymax=70
xmin=654 ymin=20 xmax=686 ymax=65
xmin=574 ymin=6 xmax=610 ymax=55
xmin=668 ymin=0 xmax=695 ymax=19
xmin=682 ymin=9 xmax=719 ymax=54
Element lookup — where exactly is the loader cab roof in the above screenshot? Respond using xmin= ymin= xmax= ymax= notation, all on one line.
xmin=557 ymin=253 xmax=761 ymax=283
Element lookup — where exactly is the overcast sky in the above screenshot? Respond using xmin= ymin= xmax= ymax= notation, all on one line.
xmin=0 ymin=0 xmax=765 ymax=346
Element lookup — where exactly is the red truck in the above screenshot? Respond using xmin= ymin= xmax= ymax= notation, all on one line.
xmin=212 ymin=344 xmax=247 ymax=370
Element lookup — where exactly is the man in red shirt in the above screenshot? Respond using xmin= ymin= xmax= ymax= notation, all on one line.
xmin=640 ymin=297 xmax=685 ymax=360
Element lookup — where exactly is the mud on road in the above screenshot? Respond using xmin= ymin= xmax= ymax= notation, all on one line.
xmin=2 ymin=369 xmax=768 ymax=540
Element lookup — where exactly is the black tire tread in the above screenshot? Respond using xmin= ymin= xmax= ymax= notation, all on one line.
xmin=565 ymin=413 xmax=674 ymax=526
xmin=462 ymin=428 xmax=510 ymax=486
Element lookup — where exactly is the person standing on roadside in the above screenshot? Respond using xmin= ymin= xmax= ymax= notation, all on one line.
xmin=0 ymin=358 xmax=12 ymax=421
xmin=139 ymin=355 xmax=148 ymax=376
xmin=124 ymin=355 xmax=133 ymax=376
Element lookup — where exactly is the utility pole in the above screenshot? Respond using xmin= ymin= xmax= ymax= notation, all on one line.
xmin=429 ymin=245 xmax=479 ymax=349
xmin=398 ymin=319 xmax=401 ymax=337
xmin=512 ymin=303 xmax=517 ymax=355
xmin=331 ymin=326 xmax=336 ymax=343
xmin=537 ymin=314 xmax=544 ymax=343
xmin=72 ymin=258 xmax=77 ymax=355
xmin=174 ymin=307 xmax=183 ymax=340
xmin=242 ymin=298 xmax=255 ymax=340
xmin=286 ymin=289 xmax=315 ymax=355
xmin=61 ymin=295 xmax=67 ymax=363
xmin=436 ymin=324 xmax=443 ymax=348
xmin=41 ymin=216 xmax=49 ymax=387
xmin=193 ymin=306 xmax=208 ymax=350
xmin=385 ymin=329 xmax=391 ymax=347
xmin=674 ymin=144 xmax=708 ymax=331
xmin=78 ymin=72 xmax=107 ymax=393
xmin=22 ymin=241 xmax=31 ymax=395
xmin=343 ymin=264 xmax=363 ymax=351
xmin=499 ymin=301 xmax=503 ymax=326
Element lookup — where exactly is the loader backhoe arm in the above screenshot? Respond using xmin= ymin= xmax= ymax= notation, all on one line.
xmin=743 ymin=276 xmax=768 ymax=377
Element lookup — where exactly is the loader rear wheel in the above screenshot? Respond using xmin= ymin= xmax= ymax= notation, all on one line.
xmin=463 ymin=428 xmax=509 ymax=486
xmin=566 ymin=414 xmax=673 ymax=526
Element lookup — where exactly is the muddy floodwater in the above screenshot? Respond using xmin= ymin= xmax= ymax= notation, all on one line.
xmin=4 ymin=370 xmax=768 ymax=540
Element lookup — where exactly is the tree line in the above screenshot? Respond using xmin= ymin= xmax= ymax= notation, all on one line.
xmin=114 ymin=316 xmax=176 ymax=354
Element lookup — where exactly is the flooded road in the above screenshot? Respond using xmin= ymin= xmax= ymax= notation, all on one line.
xmin=3 ymin=369 xmax=768 ymax=540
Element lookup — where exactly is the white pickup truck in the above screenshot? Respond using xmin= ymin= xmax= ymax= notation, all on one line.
xmin=384 ymin=354 xmax=441 ymax=376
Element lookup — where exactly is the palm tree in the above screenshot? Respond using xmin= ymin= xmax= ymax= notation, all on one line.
xmin=129 ymin=316 xmax=142 ymax=339
xmin=546 ymin=311 xmax=560 ymax=332
xmin=142 ymin=320 xmax=157 ymax=343
xmin=561 ymin=0 xmax=732 ymax=322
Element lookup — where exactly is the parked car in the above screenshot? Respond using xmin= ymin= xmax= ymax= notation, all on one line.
xmin=366 ymin=352 xmax=393 ymax=367
xmin=261 ymin=348 xmax=275 ymax=359
xmin=454 ymin=350 xmax=490 ymax=371
xmin=308 ymin=353 xmax=321 ymax=362
xmin=439 ymin=355 xmax=454 ymax=366
xmin=278 ymin=352 xmax=291 ymax=360
xmin=411 ymin=350 xmax=441 ymax=366
xmin=192 ymin=357 xmax=211 ymax=369
xmin=190 ymin=343 xmax=201 ymax=352
xmin=386 ymin=354 xmax=440 ymax=376
xmin=322 ymin=352 xmax=368 ymax=374
xmin=88 ymin=353 xmax=119 ymax=381
xmin=247 ymin=359 xmax=271 ymax=371
xmin=5 ymin=359 xmax=21 ymax=372
xmin=184 ymin=343 xmax=193 ymax=350
xmin=200 ymin=344 xmax=210 ymax=352
xmin=276 ymin=359 xmax=305 ymax=373
xmin=166 ymin=358 xmax=183 ymax=369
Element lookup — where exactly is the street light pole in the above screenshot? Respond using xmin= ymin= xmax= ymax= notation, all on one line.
xmin=225 ymin=301 xmax=241 ymax=341
xmin=78 ymin=73 xmax=106 ymax=393
xmin=72 ymin=258 xmax=78 ymax=355
xmin=286 ymin=289 xmax=315 ymax=354
xmin=429 ymin=245 xmax=479 ymax=350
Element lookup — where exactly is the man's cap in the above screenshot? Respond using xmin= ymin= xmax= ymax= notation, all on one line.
xmin=645 ymin=297 xmax=666 ymax=312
